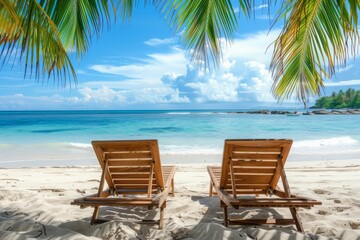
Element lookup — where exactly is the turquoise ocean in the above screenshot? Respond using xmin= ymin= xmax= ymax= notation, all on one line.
xmin=0 ymin=110 xmax=359 ymax=167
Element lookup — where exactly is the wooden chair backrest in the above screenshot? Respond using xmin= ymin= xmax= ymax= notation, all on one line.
xmin=219 ymin=139 xmax=292 ymax=197
xmin=92 ymin=140 xmax=164 ymax=196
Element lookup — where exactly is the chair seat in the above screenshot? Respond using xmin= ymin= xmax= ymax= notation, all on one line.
xmin=208 ymin=139 xmax=321 ymax=232
xmin=71 ymin=140 xmax=176 ymax=229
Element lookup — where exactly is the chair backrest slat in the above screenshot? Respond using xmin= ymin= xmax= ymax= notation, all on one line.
xmin=220 ymin=139 xmax=293 ymax=196
xmin=92 ymin=140 xmax=164 ymax=196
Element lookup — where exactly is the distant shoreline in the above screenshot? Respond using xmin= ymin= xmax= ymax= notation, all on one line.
xmin=1 ymin=109 xmax=359 ymax=115
xmin=232 ymin=109 xmax=360 ymax=115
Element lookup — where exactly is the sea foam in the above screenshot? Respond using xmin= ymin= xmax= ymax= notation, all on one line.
xmin=293 ymin=136 xmax=358 ymax=148
xmin=66 ymin=142 xmax=92 ymax=149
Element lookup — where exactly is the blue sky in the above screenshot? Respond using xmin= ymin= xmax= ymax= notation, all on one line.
xmin=1 ymin=2 xmax=360 ymax=110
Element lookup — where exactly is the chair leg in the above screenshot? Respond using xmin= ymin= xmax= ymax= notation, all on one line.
xmin=223 ymin=206 xmax=228 ymax=227
xmin=209 ymin=180 xmax=213 ymax=197
xmin=171 ymin=178 xmax=175 ymax=197
xmin=159 ymin=204 xmax=165 ymax=229
xmin=91 ymin=207 xmax=100 ymax=225
xmin=290 ymin=207 xmax=304 ymax=232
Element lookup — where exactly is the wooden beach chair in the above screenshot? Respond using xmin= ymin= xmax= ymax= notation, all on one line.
xmin=208 ymin=139 xmax=321 ymax=232
xmin=71 ymin=140 xmax=176 ymax=229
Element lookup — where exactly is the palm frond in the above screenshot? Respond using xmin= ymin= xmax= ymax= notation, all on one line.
xmin=161 ymin=0 xmax=253 ymax=67
xmin=271 ymin=0 xmax=360 ymax=106
xmin=42 ymin=0 xmax=116 ymax=57
xmin=0 ymin=0 xmax=75 ymax=86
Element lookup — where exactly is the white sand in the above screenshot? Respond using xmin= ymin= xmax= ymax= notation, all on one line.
xmin=0 ymin=160 xmax=360 ymax=240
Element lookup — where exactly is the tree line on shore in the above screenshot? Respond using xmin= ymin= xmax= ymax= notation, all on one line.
xmin=313 ymin=88 xmax=360 ymax=109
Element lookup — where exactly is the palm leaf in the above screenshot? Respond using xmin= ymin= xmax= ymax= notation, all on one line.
xmin=0 ymin=0 xmax=76 ymax=86
xmin=0 ymin=0 xmax=123 ymax=85
xmin=271 ymin=0 xmax=360 ymax=106
xmin=161 ymin=0 xmax=253 ymax=66
xmin=42 ymin=0 xmax=116 ymax=57
xmin=0 ymin=0 xmax=22 ymax=58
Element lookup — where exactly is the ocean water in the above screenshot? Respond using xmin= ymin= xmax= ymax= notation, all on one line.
xmin=0 ymin=110 xmax=359 ymax=167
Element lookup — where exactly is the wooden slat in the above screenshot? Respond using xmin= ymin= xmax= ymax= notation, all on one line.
xmin=100 ymin=144 xmax=151 ymax=152
xmin=224 ymin=189 xmax=267 ymax=195
xmin=228 ymin=175 xmax=273 ymax=184
xmin=84 ymin=196 xmax=153 ymax=202
xmin=117 ymin=188 xmax=158 ymax=192
xmin=228 ymin=219 xmax=295 ymax=225
xmin=232 ymin=160 xmax=277 ymax=167
xmin=232 ymin=168 xmax=275 ymax=174
xmin=77 ymin=202 xmax=157 ymax=207
xmin=219 ymin=143 xmax=233 ymax=189
xmin=111 ymin=173 xmax=152 ymax=179
xmin=108 ymin=167 xmax=151 ymax=173
xmin=227 ymin=139 xmax=290 ymax=147
xmin=114 ymin=179 xmax=156 ymax=184
xmin=105 ymin=152 xmax=152 ymax=159
xmin=224 ymin=184 xmax=269 ymax=190
xmin=114 ymin=183 xmax=157 ymax=188
xmin=230 ymin=198 xmax=321 ymax=207
xmin=207 ymin=139 xmax=322 ymax=232
xmin=151 ymin=142 xmax=164 ymax=188
xmin=107 ymin=160 xmax=152 ymax=166
xmin=229 ymin=160 xmax=237 ymax=198
xmin=231 ymin=153 xmax=280 ymax=160
xmin=79 ymin=197 xmax=156 ymax=206
xmin=208 ymin=166 xmax=237 ymax=208
xmin=231 ymin=146 xmax=282 ymax=153
xmin=147 ymin=161 xmax=154 ymax=197
xmin=72 ymin=140 xmax=177 ymax=228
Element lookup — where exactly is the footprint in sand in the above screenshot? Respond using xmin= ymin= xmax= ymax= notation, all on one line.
xmin=0 ymin=178 xmax=19 ymax=181
xmin=38 ymin=188 xmax=64 ymax=193
xmin=87 ymin=179 xmax=100 ymax=182
xmin=0 ymin=220 xmax=14 ymax=231
xmin=333 ymin=206 xmax=351 ymax=212
xmin=76 ymin=189 xmax=86 ymax=194
xmin=350 ymin=221 xmax=360 ymax=229
xmin=313 ymin=189 xmax=331 ymax=195
xmin=317 ymin=210 xmax=330 ymax=215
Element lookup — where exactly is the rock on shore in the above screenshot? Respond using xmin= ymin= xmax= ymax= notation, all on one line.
xmin=233 ymin=109 xmax=360 ymax=115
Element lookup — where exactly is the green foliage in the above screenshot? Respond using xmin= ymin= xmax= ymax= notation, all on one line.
xmin=314 ymin=88 xmax=360 ymax=109
xmin=0 ymin=0 xmax=360 ymax=106
xmin=271 ymin=0 xmax=360 ymax=107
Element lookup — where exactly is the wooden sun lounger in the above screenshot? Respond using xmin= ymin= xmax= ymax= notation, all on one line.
xmin=208 ymin=139 xmax=321 ymax=232
xmin=71 ymin=140 xmax=176 ymax=229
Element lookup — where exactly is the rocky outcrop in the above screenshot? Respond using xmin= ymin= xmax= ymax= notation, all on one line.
xmin=234 ymin=109 xmax=360 ymax=115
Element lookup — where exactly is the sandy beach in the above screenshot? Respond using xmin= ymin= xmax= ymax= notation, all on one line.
xmin=0 ymin=159 xmax=359 ymax=240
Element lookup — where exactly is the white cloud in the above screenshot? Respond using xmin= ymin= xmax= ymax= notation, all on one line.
xmin=77 ymin=70 xmax=87 ymax=74
xmin=2 ymin=30 xmax=282 ymax=109
xmin=77 ymin=86 xmax=126 ymax=103
xmin=0 ymin=94 xmax=77 ymax=110
xmin=0 ymin=84 xmax=190 ymax=110
xmin=255 ymin=4 xmax=268 ymax=10
xmin=325 ymin=80 xmax=360 ymax=87
xmin=338 ymin=64 xmax=354 ymax=72
xmin=148 ymin=30 xmax=281 ymax=104
xmin=186 ymin=73 xmax=242 ymax=102
xmin=85 ymin=48 xmax=189 ymax=105
xmin=144 ymin=37 xmax=177 ymax=46
xmin=181 ymin=30 xmax=279 ymax=103
xmin=84 ymin=30 xmax=281 ymax=106
xmin=89 ymin=48 xmax=187 ymax=88
xmin=243 ymin=61 xmax=275 ymax=102
xmin=224 ymin=29 xmax=281 ymax=65
xmin=255 ymin=14 xmax=273 ymax=20
xmin=76 ymin=86 xmax=189 ymax=104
